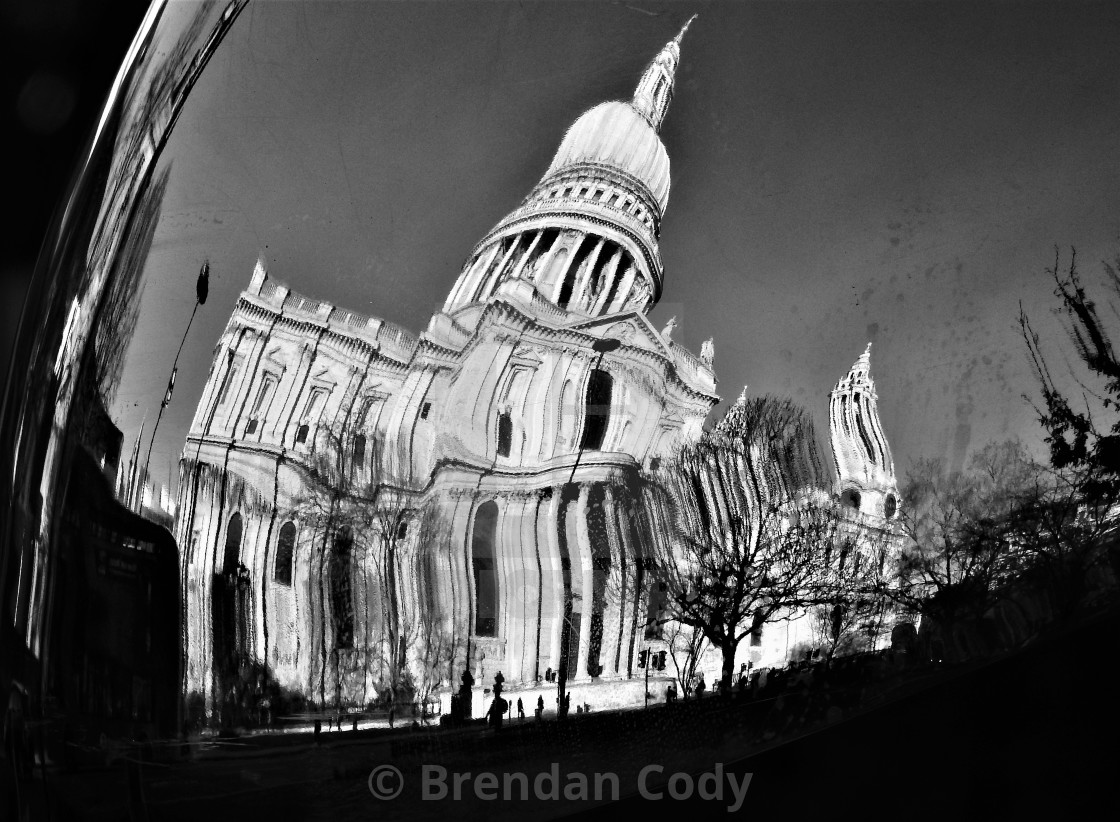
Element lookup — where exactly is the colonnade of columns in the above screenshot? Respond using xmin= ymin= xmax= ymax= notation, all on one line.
xmin=444 ymin=228 xmax=647 ymax=317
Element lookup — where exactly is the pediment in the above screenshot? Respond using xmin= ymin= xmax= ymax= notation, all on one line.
xmin=511 ymin=345 xmax=544 ymax=366
xmin=569 ymin=312 xmax=671 ymax=359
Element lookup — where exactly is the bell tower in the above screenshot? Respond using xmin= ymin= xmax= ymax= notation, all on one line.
xmin=829 ymin=344 xmax=899 ymax=520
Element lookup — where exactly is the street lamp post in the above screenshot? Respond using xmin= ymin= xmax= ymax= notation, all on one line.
xmin=644 ymin=646 xmax=650 ymax=709
xmin=140 ymin=261 xmax=209 ymax=510
xmin=557 ymin=336 xmax=621 ymax=719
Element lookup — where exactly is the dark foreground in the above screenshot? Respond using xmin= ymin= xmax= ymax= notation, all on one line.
xmin=44 ymin=606 xmax=1119 ymax=822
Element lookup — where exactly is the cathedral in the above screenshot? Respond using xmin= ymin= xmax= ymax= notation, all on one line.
xmin=175 ymin=20 xmax=900 ymax=715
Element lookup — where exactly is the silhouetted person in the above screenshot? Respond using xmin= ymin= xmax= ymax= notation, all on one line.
xmin=313 ymin=718 xmax=321 ymax=743
xmin=488 ymin=694 xmax=507 ymax=731
xmin=695 ymin=673 xmax=707 ymax=698
xmin=536 ymin=695 xmax=545 ymax=720
xmin=458 ymin=669 xmax=475 ymax=721
xmin=517 ymin=697 xmax=525 ymax=719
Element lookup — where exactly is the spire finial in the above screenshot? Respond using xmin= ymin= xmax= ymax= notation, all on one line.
xmin=632 ymin=15 xmax=697 ymax=131
xmin=675 ymin=14 xmax=698 ymax=46
xmin=849 ymin=342 xmax=873 ymax=381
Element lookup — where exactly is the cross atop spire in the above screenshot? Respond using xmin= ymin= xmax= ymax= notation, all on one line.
xmin=632 ymin=15 xmax=697 ymax=131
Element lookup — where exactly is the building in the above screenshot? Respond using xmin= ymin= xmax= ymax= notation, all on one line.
xmin=174 ymin=20 xmax=901 ymax=716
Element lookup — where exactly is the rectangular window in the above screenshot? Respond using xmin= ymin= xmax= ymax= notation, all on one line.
xmin=295 ymin=388 xmax=327 ymax=445
xmin=352 ymin=434 xmax=366 ymax=469
xmin=216 ymin=356 xmax=242 ymax=406
xmin=497 ymin=411 xmax=512 ymax=457
xmin=301 ymin=388 xmax=326 ymax=422
xmin=579 ymin=369 xmax=613 ymax=451
xmin=250 ymin=374 xmax=277 ymax=417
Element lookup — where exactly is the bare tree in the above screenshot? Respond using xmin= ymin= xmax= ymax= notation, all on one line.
xmin=1020 ymin=247 xmax=1120 ymax=503
xmin=894 ymin=440 xmax=1037 ymax=657
xmin=286 ymin=420 xmax=374 ymax=710
xmin=664 ymin=618 xmax=707 ymax=696
xmin=652 ymin=395 xmax=837 ymax=692
xmin=286 ymin=414 xmax=420 ymax=715
xmin=812 ymin=527 xmax=895 ymax=661
xmin=400 ymin=500 xmax=465 ymax=721
xmin=997 ymin=452 xmax=1118 ymax=619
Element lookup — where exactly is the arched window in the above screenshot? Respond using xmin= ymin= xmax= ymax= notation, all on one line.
xmin=497 ymin=411 xmax=512 ymax=457
xmin=223 ymin=513 xmax=242 ymax=575
xmin=472 ymin=501 xmax=499 ymax=637
xmin=330 ymin=527 xmax=354 ymax=649
xmin=274 ymin=521 xmax=295 ymax=585
xmin=884 ymin=494 xmax=897 ymax=519
xmin=580 ymin=369 xmax=612 ymax=451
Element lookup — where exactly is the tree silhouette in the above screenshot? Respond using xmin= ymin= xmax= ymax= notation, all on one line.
xmin=286 ymin=415 xmax=417 ymax=713
xmin=894 ymin=441 xmax=1036 ymax=657
xmin=812 ymin=525 xmax=896 ymax=661
xmin=651 ymin=395 xmax=837 ymax=691
xmin=1020 ymin=247 xmax=1120 ymax=500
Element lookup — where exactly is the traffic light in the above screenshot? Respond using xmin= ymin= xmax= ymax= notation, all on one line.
xmin=638 ymin=649 xmax=649 ymax=668
xmin=656 ymin=650 xmax=667 ymax=671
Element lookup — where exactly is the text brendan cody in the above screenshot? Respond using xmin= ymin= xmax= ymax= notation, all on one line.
xmin=388 ymin=763 xmax=753 ymax=811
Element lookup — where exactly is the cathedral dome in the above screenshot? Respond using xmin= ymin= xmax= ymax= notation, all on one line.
xmin=544 ymin=101 xmax=671 ymax=212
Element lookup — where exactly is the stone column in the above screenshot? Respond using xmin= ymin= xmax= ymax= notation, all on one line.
xmin=550 ymin=232 xmax=587 ymax=304
xmin=572 ymin=483 xmax=594 ymax=682
xmin=447 ymin=242 xmax=501 ymax=310
xmin=509 ymin=230 xmax=544 ymax=281
xmin=591 ymin=248 xmax=624 ymax=315
xmin=479 ymin=236 xmax=523 ymax=301
xmin=600 ymin=484 xmax=625 ymax=677
xmin=606 ymin=263 xmax=637 ymax=314
xmin=615 ymin=491 xmax=640 ymax=677
xmin=573 ymin=238 xmax=606 ymax=310
xmin=543 ymin=488 xmax=564 ymax=676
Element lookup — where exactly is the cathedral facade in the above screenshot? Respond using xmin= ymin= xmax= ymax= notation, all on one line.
xmin=174 ymin=21 xmax=900 ymax=713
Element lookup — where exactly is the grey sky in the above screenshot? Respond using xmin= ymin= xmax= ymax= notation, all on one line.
xmin=114 ymin=0 xmax=1120 ymax=492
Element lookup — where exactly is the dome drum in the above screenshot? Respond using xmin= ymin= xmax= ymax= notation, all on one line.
xmin=447 ymin=222 xmax=655 ymax=317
